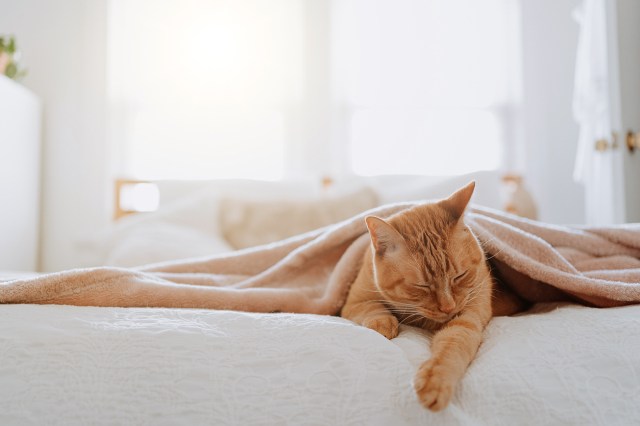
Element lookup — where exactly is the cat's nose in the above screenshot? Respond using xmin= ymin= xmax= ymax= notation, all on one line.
xmin=439 ymin=303 xmax=455 ymax=314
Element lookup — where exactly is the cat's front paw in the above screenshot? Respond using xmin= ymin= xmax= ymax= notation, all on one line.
xmin=362 ymin=315 xmax=399 ymax=339
xmin=414 ymin=359 xmax=456 ymax=411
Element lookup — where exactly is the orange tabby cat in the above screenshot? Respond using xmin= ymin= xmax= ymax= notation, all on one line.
xmin=341 ymin=182 xmax=524 ymax=411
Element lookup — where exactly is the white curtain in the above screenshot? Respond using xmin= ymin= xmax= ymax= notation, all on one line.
xmin=573 ymin=0 xmax=625 ymax=224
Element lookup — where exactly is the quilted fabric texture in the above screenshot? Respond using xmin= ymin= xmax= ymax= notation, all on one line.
xmin=0 ymin=303 xmax=639 ymax=425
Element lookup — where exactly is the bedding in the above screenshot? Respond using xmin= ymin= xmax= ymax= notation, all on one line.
xmin=3 ymin=173 xmax=639 ymax=424
xmin=104 ymin=222 xmax=232 ymax=267
xmin=79 ymin=189 xmax=229 ymax=267
xmin=81 ymin=172 xmax=503 ymax=268
xmin=1 ymin=302 xmax=639 ymax=425
xmin=3 ymin=204 xmax=640 ymax=310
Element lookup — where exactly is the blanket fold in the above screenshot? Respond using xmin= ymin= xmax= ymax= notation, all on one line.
xmin=2 ymin=204 xmax=640 ymax=312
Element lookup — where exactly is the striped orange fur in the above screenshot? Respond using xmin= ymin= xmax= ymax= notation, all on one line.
xmin=341 ymin=182 xmax=525 ymax=411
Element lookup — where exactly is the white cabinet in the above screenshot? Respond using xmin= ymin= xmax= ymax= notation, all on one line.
xmin=0 ymin=75 xmax=41 ymax=271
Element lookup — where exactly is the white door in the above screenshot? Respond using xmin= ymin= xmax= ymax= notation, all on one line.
xmin=616 ymin=0 xmax=640 ymax=222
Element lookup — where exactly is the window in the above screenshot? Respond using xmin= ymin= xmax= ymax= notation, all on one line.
xmin=336 ymin=0 xmax=520 ymax=175
xmin=108 ymin=0 xmax=303 ymax=180
xmin=108 ymin=0 xmax=521 ymax=179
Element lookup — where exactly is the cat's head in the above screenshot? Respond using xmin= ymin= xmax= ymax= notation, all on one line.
xmin=365 ymin=181 xmax=485 ymax=323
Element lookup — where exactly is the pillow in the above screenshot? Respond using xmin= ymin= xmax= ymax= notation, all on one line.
xmin=104 ymin=222 xmax=232 ymax=267
xmin=78 ymin=189 xmax=224 ymax=267
xmin=219 ymin=187 xmax=378 ymax=249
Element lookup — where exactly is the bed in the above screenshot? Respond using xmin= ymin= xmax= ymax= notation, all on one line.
xmin=2 ymin=172 xmax=639 ymax=425
xmin=2 ymin=303 xmax=639 ymax=425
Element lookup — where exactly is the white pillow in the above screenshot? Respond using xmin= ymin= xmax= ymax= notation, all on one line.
xmin=104 ymin=222 xmax=232 ymax=267
xmin=219 ymin=187 xmax=378 ymax=249
xmin=78 ymin=189 xmax=224 ymax=267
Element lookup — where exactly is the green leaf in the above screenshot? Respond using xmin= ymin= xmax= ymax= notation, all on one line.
xmin=7 ymin=36 xmax=16 ymax=54
xmin=5 ymin=62 xmax=17 ymax=79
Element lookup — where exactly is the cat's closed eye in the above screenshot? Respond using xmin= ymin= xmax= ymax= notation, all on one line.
xmin=416 ymin=283 xmax=433 ymax=292
xmin=453 ymin=270 xmax=470 ymax=283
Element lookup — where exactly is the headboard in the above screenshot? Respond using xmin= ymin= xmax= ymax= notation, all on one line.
xmin=113 ymin=172 xmax=538 ymax=221
xmin=113 ymin=178 xmax=158 ymax=220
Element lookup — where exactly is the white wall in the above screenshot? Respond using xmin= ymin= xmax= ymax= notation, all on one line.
xmin=0 ymin=0 xmax=110 ymax=271
xmin=0 ymin=0 xmax=587 ymax=271
xmin=520 ymin=0 xmax=586 ymax=224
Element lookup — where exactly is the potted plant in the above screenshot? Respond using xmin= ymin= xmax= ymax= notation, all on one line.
xmin=0 ymin=36 xmax=26 ymax=80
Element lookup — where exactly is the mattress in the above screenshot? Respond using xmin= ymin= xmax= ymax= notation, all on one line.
xmin=1 ymin=302 xmax=639 ymax=425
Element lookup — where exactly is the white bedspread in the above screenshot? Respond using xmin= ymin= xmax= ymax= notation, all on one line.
xmin=1 ymin=303 xmax=639 ymax=425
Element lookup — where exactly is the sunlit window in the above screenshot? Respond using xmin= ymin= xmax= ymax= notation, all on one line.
xmin=108 ymin=0 xmax=521 ymax=179
xmin=108 ymin=0 xmax=302 ymax=180
xmin=335 ymin=0 xmax=520 ymax=176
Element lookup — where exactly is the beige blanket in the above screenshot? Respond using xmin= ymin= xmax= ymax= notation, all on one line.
xmin=2 ymin=204 xmax=640 ymax=311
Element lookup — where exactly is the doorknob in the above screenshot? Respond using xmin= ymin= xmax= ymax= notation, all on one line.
xmin=594 ymin=132 xmax=619 ymax=152
xmin=627 ymin=131 xmax=639 ymax=153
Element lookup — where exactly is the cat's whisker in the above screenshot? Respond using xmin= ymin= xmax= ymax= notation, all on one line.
xmin=398 ymin=313 xmax=424 ymax=326
xmin=389 ymin=305 xmax=418 ymax=313
xmin=477 ymin=236 xmax=505 ymax=262
xmin=466 ymin=289 xmax=483 ymax=303
xmin=392 ymin=309 xmax=421 ymax=317
xmin=393 ymin=308 xmax=423 ymax=316
xmin=390 ymin=303 xmax=422 ymax=309
xmin=483 ymin=249 xmax=505 ymax=262
xmin=362 ymin=308 xmax=396 ymax=318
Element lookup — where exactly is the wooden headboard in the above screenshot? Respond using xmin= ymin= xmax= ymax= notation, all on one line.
xmin=113 ymin=173 xmax=538 ymax=221
xmin=113 ymin=178 xmax=154 ymax=220
xmin=112 ymin=176 xmax=336 ymax=221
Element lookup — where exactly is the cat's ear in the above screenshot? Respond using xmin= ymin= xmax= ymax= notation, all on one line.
xmin=365 ymin=216 xmax=406 ymax=256
xmin=441 ymin=181 xmax=475 ymax=220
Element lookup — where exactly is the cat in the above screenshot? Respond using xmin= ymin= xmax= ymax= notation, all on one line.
xmin=341 ymin=181 xmax=525 ymax=411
